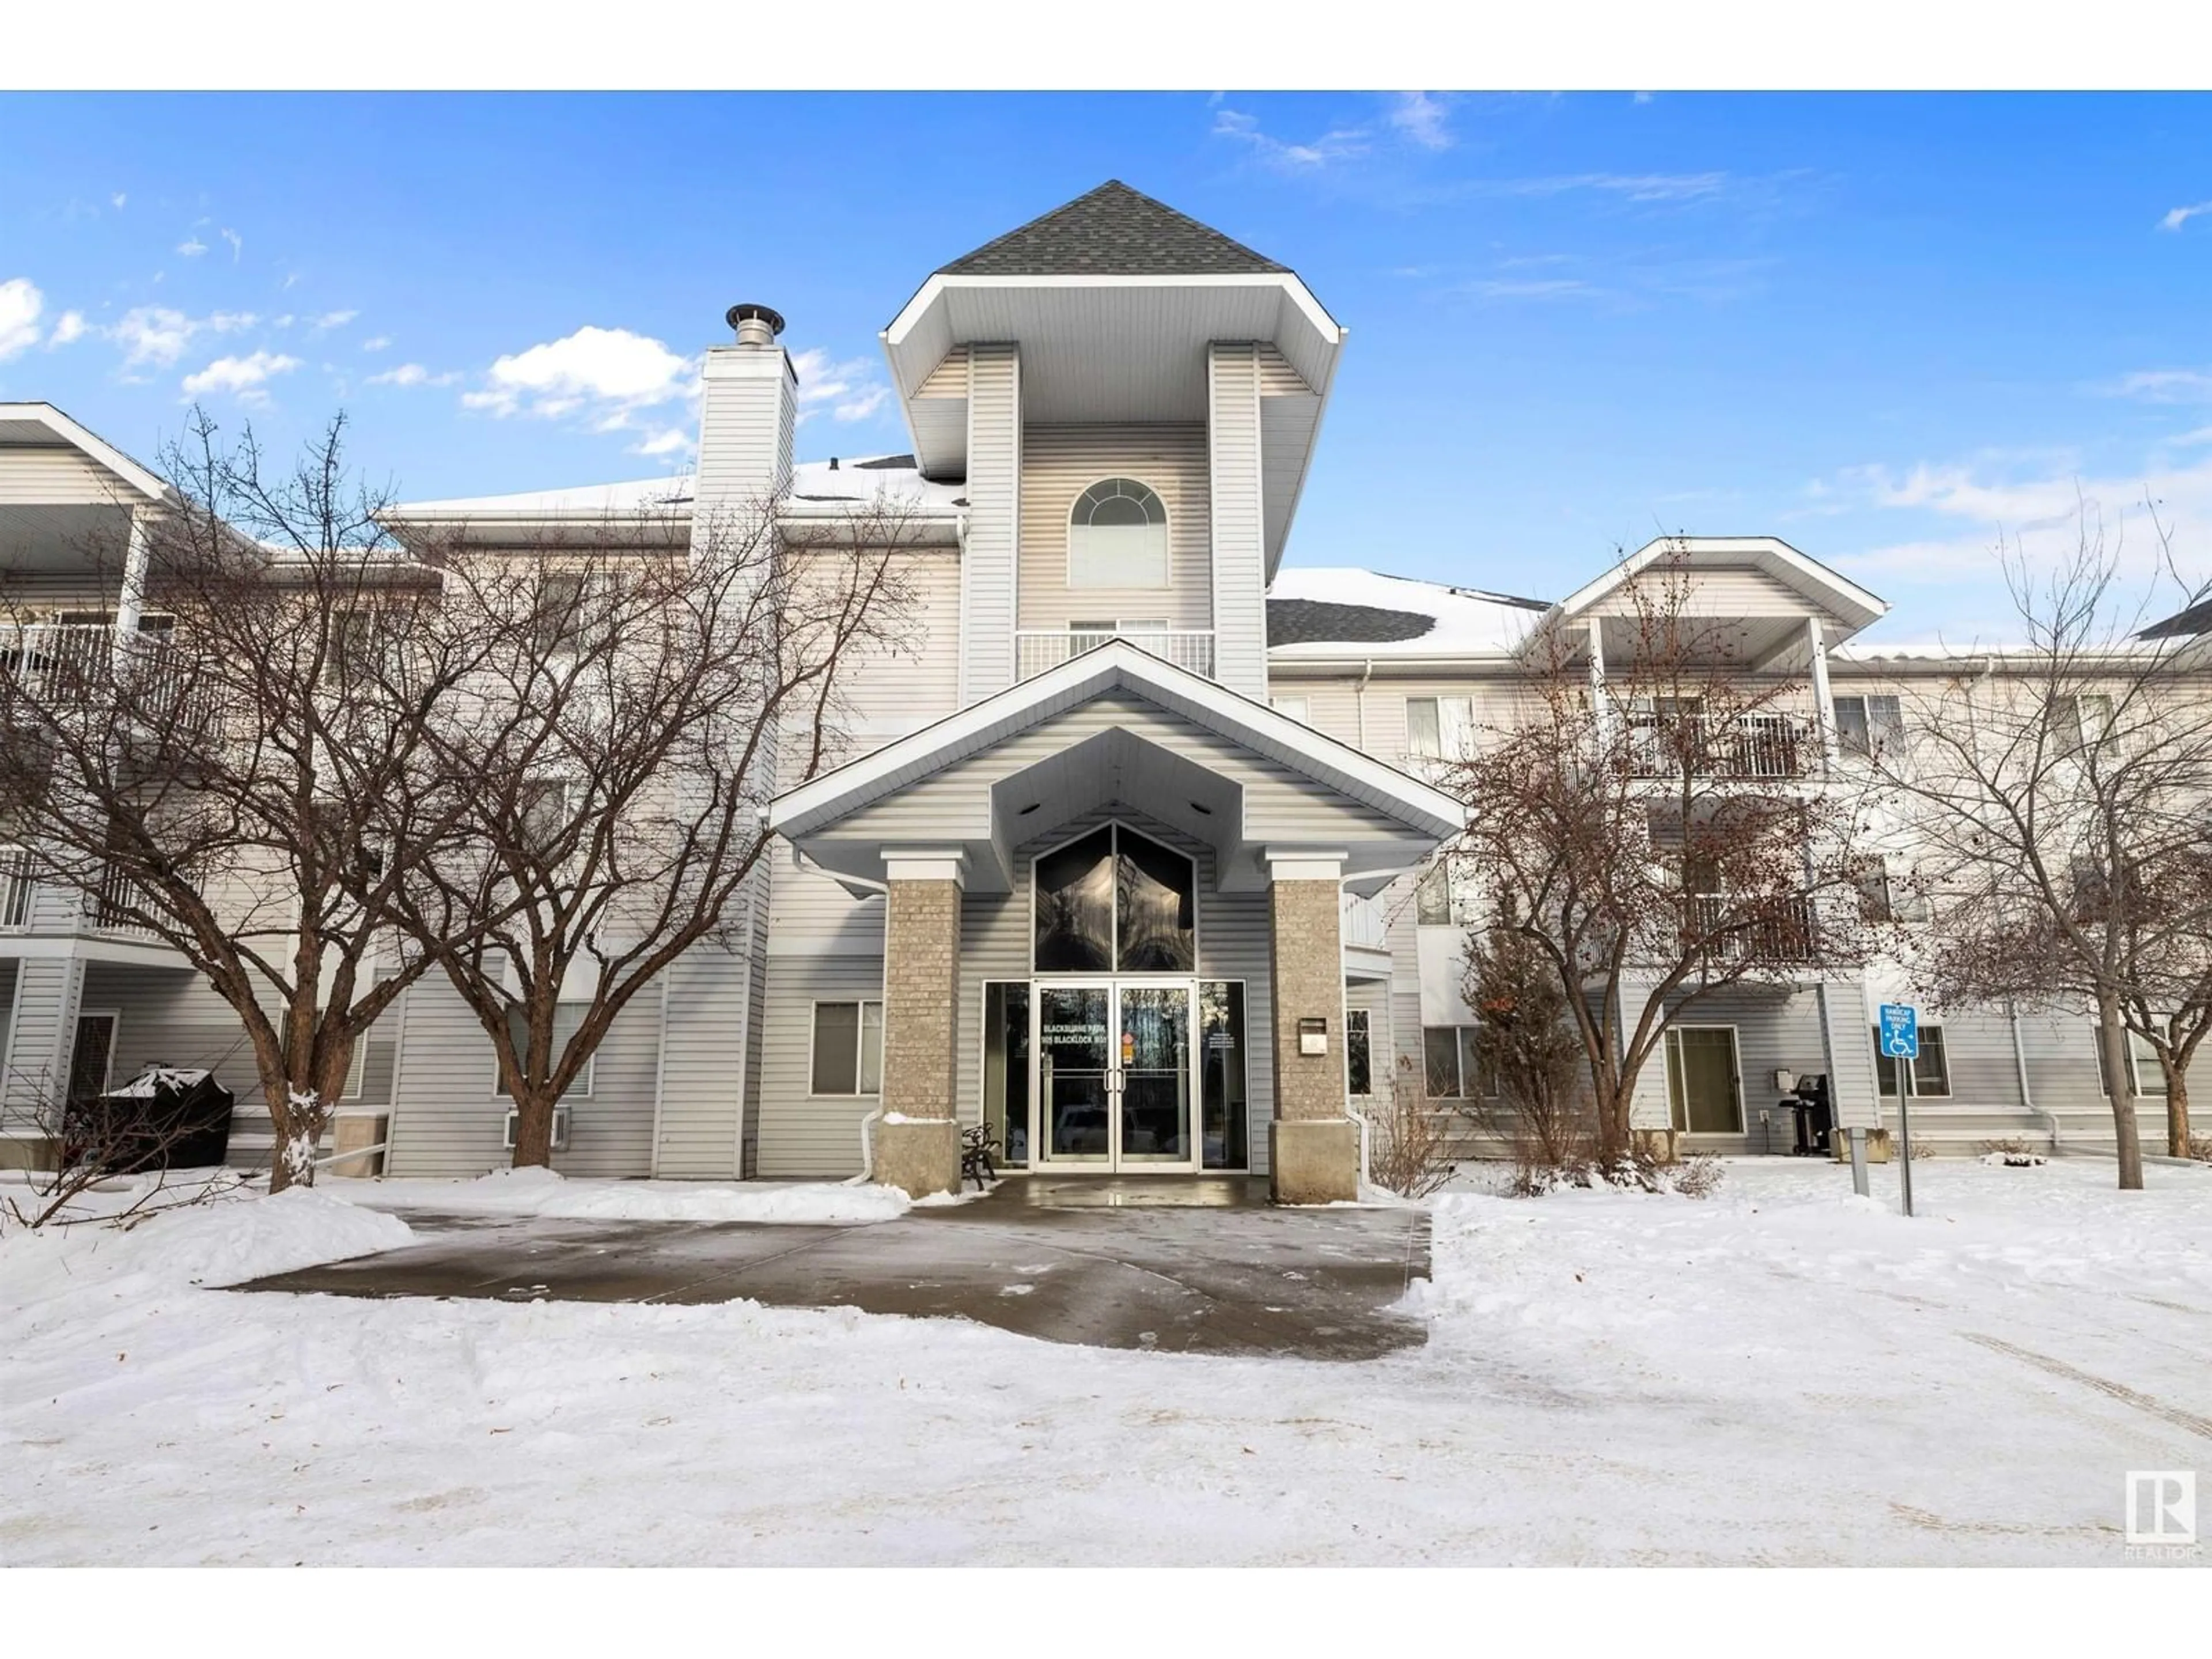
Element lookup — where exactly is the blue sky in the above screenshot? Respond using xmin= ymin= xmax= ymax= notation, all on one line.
xmin=3 ymin=92 xmax=2209 ymax=641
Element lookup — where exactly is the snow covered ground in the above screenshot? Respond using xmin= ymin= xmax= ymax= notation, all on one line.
xmin=3 ymin=1157 xmax=2207 ymax=1566
xmin=343 ymin=1166 xmax=922 ymax=1224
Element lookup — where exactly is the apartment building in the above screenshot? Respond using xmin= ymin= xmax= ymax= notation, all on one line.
xmin=2 ymin=183 xmax=2196 ymax=1194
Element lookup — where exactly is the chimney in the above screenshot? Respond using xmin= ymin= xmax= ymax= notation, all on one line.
xmin=727 ymin=302 xmax=785 ymax=351
xmin=692 ymin=301 xmax=797 ymax=510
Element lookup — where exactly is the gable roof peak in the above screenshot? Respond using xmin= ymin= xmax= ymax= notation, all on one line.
xmin=936 ymin=180 xmax=1291 ymax=278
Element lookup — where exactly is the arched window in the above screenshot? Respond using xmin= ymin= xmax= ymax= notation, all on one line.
xmin=1067 ymin=478 xmax=1169 ymax=589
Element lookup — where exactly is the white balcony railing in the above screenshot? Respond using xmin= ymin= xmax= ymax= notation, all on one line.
xmin=1015 ymin=627 xmax=1216 ymax=683
xmin=1342 ymin=890 xmax=1390 ymax=953
xmin=1627 ymin=711 xmax=1812 ymax=779
xmin=0 ymin=623 xmax=115 ymax=698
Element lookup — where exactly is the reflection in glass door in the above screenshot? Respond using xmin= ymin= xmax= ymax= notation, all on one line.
xmin=1037 ymin=984 xmax=1112 ymax=1162
xmin=1032 ymin=980 xmax=1198 ymax=1171
xmin=1117 ymin=984 xmax=1192 ymax=1165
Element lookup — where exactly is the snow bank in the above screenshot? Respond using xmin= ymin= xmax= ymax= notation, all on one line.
xmin=348 ymin=1169 xmax=913 ymax=1225
xmin=2 ymin=1184 xmax=415 ymax=1297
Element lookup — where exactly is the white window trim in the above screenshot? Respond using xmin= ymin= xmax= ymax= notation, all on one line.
xmin=1870 ymin=1022 xmax=1950 ymax=1099
xmin=1406 ymin=695 xmax=1475 ymax=763
xmin=1422 ymin=1022 xmax=1495 ymax=1101
xmin=808 ymin=997 xmax=884 ymax=1099
xmin=1665 ymin=1024 xmax=1747 ymax=1132
xmin=1066 ymin=477 xmax=1171 ymax=592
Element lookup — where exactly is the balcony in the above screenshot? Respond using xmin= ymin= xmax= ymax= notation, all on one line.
xmin=1687 ymin=892 xmax=1819 ymax=964
xmin=1016 ymin=627 xmax=1216 ymax=683
xmin=0 ymin=848 xmax=162 ymax=948
xmin=1 ymin=622 xmax=200 ymax=725
xmin=1627 ymin=711 xmax=1813 ymax=780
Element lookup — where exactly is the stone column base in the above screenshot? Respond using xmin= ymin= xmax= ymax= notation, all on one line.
xmin=1630 ymin=1128 xmax=1679 ymax=1164
xmin=872 ymin=1116 xmax=960 ymax=1199
xmin=1271 ymin=1118 xmax=1361 ymax=1205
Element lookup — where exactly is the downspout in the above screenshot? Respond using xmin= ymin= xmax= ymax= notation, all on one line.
xmin=1355 ymin=657 xmax=1374 ymax=752
xmin=794 ymin=847 xmax=896 ymax=1185
xmin=2010 ymin=1001 xmax=2059 ymax=1150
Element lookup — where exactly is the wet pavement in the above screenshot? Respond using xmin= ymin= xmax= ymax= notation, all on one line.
xmin=238 ymin=1177 xmax=1431 ymax=1361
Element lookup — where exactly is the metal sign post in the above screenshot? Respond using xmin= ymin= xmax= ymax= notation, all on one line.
xmin=1879 ymin=1003 xmax=1919 ymax=1218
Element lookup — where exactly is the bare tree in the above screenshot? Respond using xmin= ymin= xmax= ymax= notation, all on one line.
xmin=387 ymin=495 xmax=919 ymax=1168
xmin=1874 ymin=513 xmax=2212 ymax=1185
xmin=1463 ymin=921 xmax=1592 ymax=1168
xmin=1441 ymin=544 xmax=1886 ymax=1158
xmin=0 ymin=412 xmax=491 ymax=1189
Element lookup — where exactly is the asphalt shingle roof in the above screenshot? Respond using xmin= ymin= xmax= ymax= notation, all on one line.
xmin=2140 ymin=595 xmax=2212 ymax=639
xmin=938 ymin=180 xmax=1290 ymax=278
xmin=1267 ymin=598 xmax=1438 ymax=648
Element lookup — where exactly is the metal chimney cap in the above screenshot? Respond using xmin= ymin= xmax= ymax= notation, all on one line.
xmin=725 ymin=302 xmax=786 ymax=336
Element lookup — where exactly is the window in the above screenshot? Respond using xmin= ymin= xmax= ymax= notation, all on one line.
xmin=2097 ymin=1029 xmax=2169 ymax=1098
xmin=1871 ymin=1023 xmax=1949 ymax=1097
xmin=323 ymin=608 xmax=378 ymax=688
xmin=1270 ymin=694 xmax=1311 ymax=725
xmin=811 ymin=999 xmax=884 ymax=1096
xmin=2062 ymin=692 xmax=2113 ymax=756
xmin=1406 ymin=696 xmax=1474 ymax=761
xmin=493 ymin=1002 xmax=594 ymax=1097
xmin=0 ymin=844 xmax=31 ymax=930
xmin=1068 ymin=478 xmax=1169 ymax=589
xmin=1347 ymin=1008 xmax=1373 ymax=1097
xmin=1852 ymin=855 xmax=1930 ymax=924
xmin=1069 ymin=618 xmax=1168 ymax=651
xmin=1423 ymin=1025 xmax=1493 ymax=1099
xmin=1199 ymin=980 xmax=1248 ymax=1170
xmin=1032 ymin=823 xmax=1195 ymax=974
xmin=535 ymin=572 xmax=592 ymax=656
xmin=1414 ymin=860 xmax=1476 ymax=927
xmin=518 ymin=778 xmax=571 ymax=858
xmin=1833 ymin=695 xmax=1904 ymax=757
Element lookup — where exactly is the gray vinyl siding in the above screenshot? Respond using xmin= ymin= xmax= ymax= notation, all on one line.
xmin=753 ymin=953 xmax=885 ymax=1179
xmin=1016 ymin=423 xmax=1211 ymax=632
xmin=692 ymin=347 xmax=795 ymax=506
xmin=385 ymin=976 xmax=662 ymax=1179
xmin=961 ymin=343 xmax=1022 ymax=704
xmin=825 ymin=549 xmax=961 ymax=740
xmin=1586 ymin=566 xmax=1810 ymax=617
xmin=0 ymin=957 xmax=83 ymax=1140
xmin=651 ymin=928 xmax=755 ymax=1179
xmin=0 ymin=446 xmax=131 ymax=505
xmin=824 ymin=690 xmax=1410 ymax=854
xmin=1207 ymin=344 xmax=1268 ymax=699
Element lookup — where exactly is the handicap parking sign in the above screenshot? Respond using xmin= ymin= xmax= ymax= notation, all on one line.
xmin=1878 ymin=1003 xmax=1919 ymax=1060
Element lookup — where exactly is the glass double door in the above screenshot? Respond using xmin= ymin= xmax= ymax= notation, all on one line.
xmin=1032 ymin=980 xmax=1196 ymax=1171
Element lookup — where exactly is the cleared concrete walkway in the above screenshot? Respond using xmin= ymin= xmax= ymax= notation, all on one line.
xmin=240 ymin=1178 xmax=1430 ymax=1361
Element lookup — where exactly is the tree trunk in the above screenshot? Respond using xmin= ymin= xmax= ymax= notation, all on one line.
xmin=264 ymin=1077 xmax=325 ymax=1194
xmin=2095 ymin=994 xmax=2144 ymax=1190
xmin=2164 ymin=1060 xmax=2192 ymax=1161
xmin=510 ymin=1089 xmax=559 ymax=1169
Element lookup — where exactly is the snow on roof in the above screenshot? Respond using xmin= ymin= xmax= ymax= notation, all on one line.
xmin=386 ymin=456 xmax=965 ymax=522
xmin=1266 ymin=567 xmax=1549 ymax=659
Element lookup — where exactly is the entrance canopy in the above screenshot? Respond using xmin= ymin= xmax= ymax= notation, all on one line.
xmin=768 ymin=641 xmax=1463 ymax=897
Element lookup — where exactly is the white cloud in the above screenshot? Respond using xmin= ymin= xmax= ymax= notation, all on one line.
xmin=109 ymin=306 xmax=257 ymax=369
xmin=2104 ymin=368 xmax=2212 ymax=403
xmin=361 ymin=335 xmax=391 ymax=352
xmin=1211 ymin=107 xmax=1370 ymax=171
xmin=48 ymin=309 xmax=87 ymax=348
xmin=111 ymin=192 xmax=127 ymax=210
xmin=2174 ymin=425 xmax=2212 ymax=448
xmin=220 ymin=228 xmax=243 ymax=262
xmin=367 ymin=362 xmax=457 ymax=388
xmin=1387 ymin=93 xmax=1452 ymax=151
xmin=177 ymin=237 xmax=208 ymax=257
xmin=0 ymin=277 xmax=45 ymax=359
xmin=1461 ymin=277 xmax=1597 ymax=301
xmin=1828 ymin=449 xmax=2212 ymax=600
xmin=631 ymin=426 xmax=691 ymax=457
xmin=788 ymin=348 xmax=893 ymax=425
xmin=312 ymin=309 xmax=358 ymax=331
xmin=1487 ymin=172 xmax=1730 ymax=203
xmin=180 ymin=349 xmax=301 ymax=403
xmin=2157 ymin=200 xmax=2212 ymax=232
xmin=464 ymin=325 xmax=695 ymax=423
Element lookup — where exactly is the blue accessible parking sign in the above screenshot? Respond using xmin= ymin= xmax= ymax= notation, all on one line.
xmin=1879 ymin=1003 xmax=1919 ymax=1060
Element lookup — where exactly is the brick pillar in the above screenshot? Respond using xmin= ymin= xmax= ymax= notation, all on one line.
xmin=873 ymin=850 xmax=964 ymax=1197
xmin=1266 ymin=849 xmax=1358 ymax=1203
